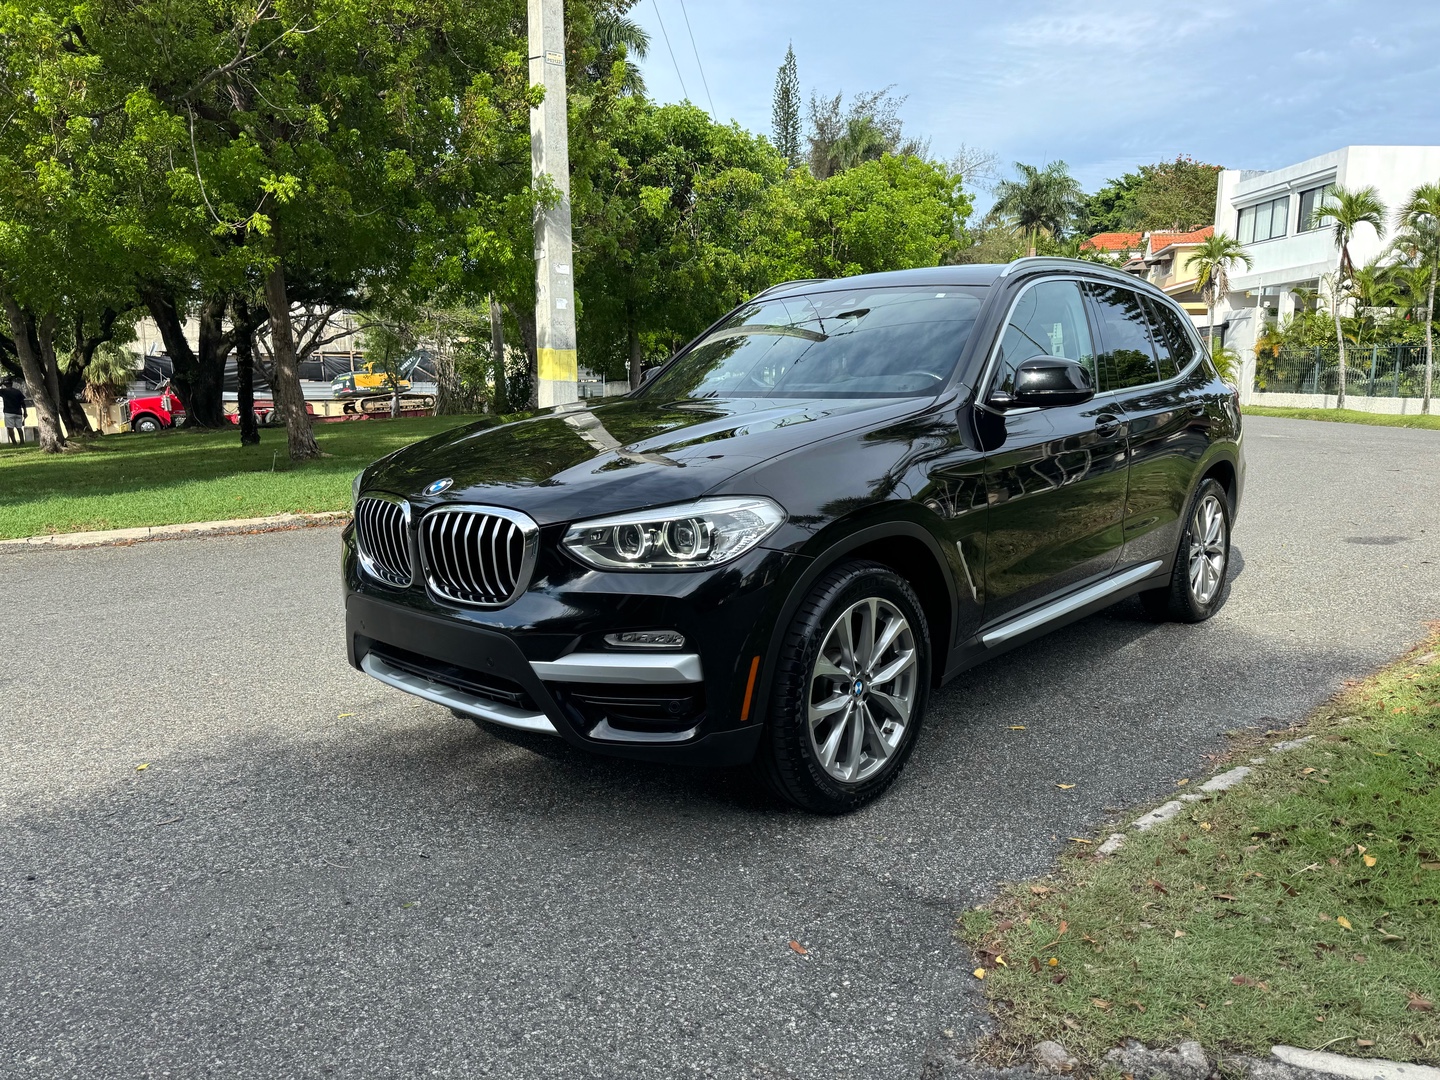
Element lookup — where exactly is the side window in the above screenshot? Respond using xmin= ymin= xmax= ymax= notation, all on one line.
xmin=1143 ymin=296 xmax=1198 ymax=380
xmin=1086 ymin=283 xmax=1159 ymax=391
xmin=994 ymin=280 xmax=1096 ymax=395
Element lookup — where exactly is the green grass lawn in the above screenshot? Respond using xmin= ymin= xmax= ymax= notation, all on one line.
xmin=1244 ymin=405 xmax=1440 ymax=430
xmin=960 ymin=635 xmax=1440 ymax=1066
xmin=0 ymin=416 xmax=484 ymax=539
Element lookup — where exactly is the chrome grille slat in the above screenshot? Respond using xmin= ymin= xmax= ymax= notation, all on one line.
xmin=419 ymin=505 xmax=538 ymax=608
xmin=355 ymin=496 xmax=413 ymax=587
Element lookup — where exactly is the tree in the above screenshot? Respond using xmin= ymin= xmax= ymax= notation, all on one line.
xmin=806 ymin=87 xmax=924 ymax=180
xmin=589 ymin=7 xmax=649 ymax=95
xmin=1191 ymin=233 xmax=1252 ymax=354
xmin=991 ymin=161 xmax=1084 ymax=257
xmin=1395 ymin=182 xmax=1440 ymax=413
xmin=1311 ymin=184 xmax=1387 ymax=408
xmin=771 ymin=45 xmax=801 ymax=167
xmin=1084 ymin=157 xmax=1222 ymax=234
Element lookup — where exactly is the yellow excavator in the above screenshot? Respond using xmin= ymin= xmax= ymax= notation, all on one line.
xmin=330 ymin=360 xmax=412 ymax=398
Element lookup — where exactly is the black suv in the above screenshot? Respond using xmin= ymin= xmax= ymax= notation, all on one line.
xmin=343 ymin=259 xmax=1243 ymax=812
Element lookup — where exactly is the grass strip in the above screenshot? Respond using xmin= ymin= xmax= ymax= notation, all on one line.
xmin=0 ymin=415 xmax=486 ymax=539
xmin=959 ymin=633 xmax=1440 ymax=1066
xmin=1243 ymin=405 xmax=1440 ymax=430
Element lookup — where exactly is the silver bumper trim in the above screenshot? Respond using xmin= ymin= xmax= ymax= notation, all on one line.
xmin=530 ymin=651 xmax=703 ymax=684
xmin=981 ymin=559 xmax=1165 ymax=647
xmin=588 ymin=718 xmax=700 ymax=744
xmin=360 ymin=653 xmax=558 ymax=735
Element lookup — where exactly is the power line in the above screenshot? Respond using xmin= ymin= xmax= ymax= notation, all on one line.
xmin=650 ymin=0 xmax=689 ymax=102
xmin=677 ymin=0 xmax=716 ymax=121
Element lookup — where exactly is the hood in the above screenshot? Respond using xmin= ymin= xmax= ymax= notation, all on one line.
xmin=365 ymin=395 xmax=930 ymax=525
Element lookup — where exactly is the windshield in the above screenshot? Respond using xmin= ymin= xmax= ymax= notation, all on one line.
xmin=640 ymin=285 xmax=986 ymax=400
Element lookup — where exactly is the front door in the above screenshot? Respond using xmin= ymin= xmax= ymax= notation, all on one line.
xmin=980 ymin=279 xmax=1130 ymax=623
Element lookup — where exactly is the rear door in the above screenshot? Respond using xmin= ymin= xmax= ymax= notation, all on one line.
xmin=1085 ymin=284 xmax=1213 ymax=569
xmin=980 ymin=278 xmax=1131 ymax=623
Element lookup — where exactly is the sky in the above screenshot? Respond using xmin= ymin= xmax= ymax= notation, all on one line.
xmin=628 ymin=0 xmax=1440 ymax=200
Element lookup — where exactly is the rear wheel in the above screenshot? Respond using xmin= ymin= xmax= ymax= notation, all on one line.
xmin=756 ymin=561 xmax=930 ymax=814
xmin=1141 ymin=478 xmax=1231 ymax=623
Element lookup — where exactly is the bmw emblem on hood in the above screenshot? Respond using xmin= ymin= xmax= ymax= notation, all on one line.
xmin=424 ymin=478 xmax=454 ymax=496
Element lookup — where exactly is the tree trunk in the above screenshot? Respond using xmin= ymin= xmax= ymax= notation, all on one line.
xmin=1206 ymin=303 xmax=1215 ymax=355
xmin=233 ymin=296 xmax=260 ymax=446
xmin=1 ymin=295 xmax=66 ymax=451
xmin=627 ymin=302 xmax=642 ymax=390
xmin=141 ymin=289 xmax=230 ymax=427
xmin=263 ymin=262 xmax=321 ymax=461
xmin=506 ymin=302 xmax=538 ymax=409
xmin=1424 ymin=271 xmax=1435 ymax=416
xmin=1332 ymin=256 xmax=1348 ymax=410
xmin=489 ymin=295 xmax=507 ymax=414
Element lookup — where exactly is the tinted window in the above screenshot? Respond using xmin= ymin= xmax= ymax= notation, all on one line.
xmin=1143 ymin=296 xmax=1197 ymax=380
xmin=641 ymin=287 xmax=985 ymax=400
xmin=994 ymin=280 xmax=1096 ymax=395
xmin=1086 ymin=283 xmax=1159 ymax=391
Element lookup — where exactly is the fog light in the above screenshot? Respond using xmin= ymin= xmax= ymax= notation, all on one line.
xmin=604 ymin=631 xmax=686 ymax=649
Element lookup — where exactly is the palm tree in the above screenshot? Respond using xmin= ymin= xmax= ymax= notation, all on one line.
xmin=1310 ymin=184 xmax=1387 ymax=408
xmin=1191 ymin=232 xmax=1253 ymax=355
xmin=590 ymin=10 xmax=650 ymax=95
xmin=1395 ymin=182 xmax=1440 ymax=413
xmin=991 ymin=162 xmax=1084 ymax=257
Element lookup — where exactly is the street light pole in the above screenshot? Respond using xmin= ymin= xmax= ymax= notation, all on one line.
xmin=528 ymin=0 xmax=578 ymax=408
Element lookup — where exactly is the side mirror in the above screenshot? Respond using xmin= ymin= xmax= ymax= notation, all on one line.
xmin=995 ymin=355 xmax=1095 ymax=409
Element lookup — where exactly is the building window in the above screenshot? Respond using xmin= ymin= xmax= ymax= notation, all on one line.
xmin=1237 ymin=194 xmax=1290 ymax=244
xmin=1296 ymin=185 xmax=1329 ymax=232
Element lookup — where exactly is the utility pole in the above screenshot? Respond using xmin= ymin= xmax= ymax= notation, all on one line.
xmin=528 ymin=0 xmax=578 ymax=408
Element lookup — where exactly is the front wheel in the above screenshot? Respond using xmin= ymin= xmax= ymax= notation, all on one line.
xmin=1141 ymin=478 xmax=1232 ymax=623
xmin=756 ymin=561 xmax=930 ymax=814
xmin=132 ymin=415 xmax=162 ymax=433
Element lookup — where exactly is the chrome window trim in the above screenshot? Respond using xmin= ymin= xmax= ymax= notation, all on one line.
xmin=418 ymin=503 xmax=540 ymax=609
xmin=355 ymin=492 xmax=416 ymax=588
xmin=975 ymin=274 xmax=1204 ymax=412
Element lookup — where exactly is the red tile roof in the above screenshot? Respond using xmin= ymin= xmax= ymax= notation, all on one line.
xmin=1082 ymin=231 xmax=1144 ymax=252
xmin=1147 ymin=226 xmax=1213 ymax=256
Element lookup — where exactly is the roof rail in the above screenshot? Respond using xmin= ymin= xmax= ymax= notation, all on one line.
xmin=752 ymin=278 xmax=829 ymax=299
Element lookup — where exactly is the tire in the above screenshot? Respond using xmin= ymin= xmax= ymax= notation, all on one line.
xmin=1141 ymin=477 xmax=1232 ymax=623
xmin=755 ymin=561 xmax=931 ymax=814
xmin=132 ymin=415 xmax=162 ymax=433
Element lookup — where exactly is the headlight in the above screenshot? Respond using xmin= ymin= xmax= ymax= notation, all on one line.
xmin=352 ymin=471 xmax=365 ymax=508
xmin=562 ymin=497 xmax=785 ymax=570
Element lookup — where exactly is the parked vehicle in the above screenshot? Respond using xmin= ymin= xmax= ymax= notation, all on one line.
xmin=122 ymin=384 xmax=185 ymax=432
xmin=331 ymin=360 xmax=412 ymax=398
xmin=343 ymin=259 xmax=1244 ymax=813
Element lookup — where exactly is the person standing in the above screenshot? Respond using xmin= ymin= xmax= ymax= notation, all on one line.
xmin=0 ymin=378 xmax=25 ymax=445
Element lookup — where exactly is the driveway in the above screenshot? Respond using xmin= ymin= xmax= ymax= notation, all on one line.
xmin=4 ymin=415 xmax=1438 ymax=1079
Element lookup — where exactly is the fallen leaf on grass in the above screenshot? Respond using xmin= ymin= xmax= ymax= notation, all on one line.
xmin=1230 ymin=975 xmax=1270 ymax=990
xmin=1091 ymin=998 xmax=1112 ymax=1010
xmin=788 ymin=940 xmax=808 ymax=956
xmin=1175 ymin=778 xmax=1189 ymax=786
xmin=1068 ymin=837 xmax=1093 ymax=845
xmin=1029 ymin=885 xmax=1052 ymax=895
xmin=1212 ymin=894 xmax=1236 ymax=902
xmin=1174 ymin=930 xmax=1186 ymax=938
xmin=973 ymin=967 xmax=985 ymax=980
xmin=1337 ymin=916 xmax=1353 ymax=930
xmin=1421 ymin=862 xmax=1440 ymax=871
xmin=1364 ymin=854 xmax=1377 ymax=867
xmin=1130 ymin=1001 xmax=1147 ymax=1013
xmin=1062 ymin=1017 xmax=1080 ymax=1031
xmin=1357 ymin=1040 xmax=1375 ymax=1048
xmin=1408 ymin=993 xmax=1435 ymax=1012
xmin=1147 ymin=879 xmax=1169 ymax=894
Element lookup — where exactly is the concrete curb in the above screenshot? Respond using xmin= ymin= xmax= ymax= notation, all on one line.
xmin=0 ymin=511 xmax=349 ymax=552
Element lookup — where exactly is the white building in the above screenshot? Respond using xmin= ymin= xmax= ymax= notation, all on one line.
xmin=1211 ymin=145 xmax=1440 ymax=402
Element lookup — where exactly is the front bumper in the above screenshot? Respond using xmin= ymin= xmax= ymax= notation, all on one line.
xmin=343 ymin=529 xmax=796 ymax=766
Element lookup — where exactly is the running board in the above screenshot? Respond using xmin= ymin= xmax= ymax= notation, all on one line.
xmin=980 ymin=560 xmax=1165 ymax=647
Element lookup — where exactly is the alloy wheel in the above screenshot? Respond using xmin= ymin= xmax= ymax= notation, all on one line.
xmin=1187 ymin=493 xmax=1227 ymax=605
xmin=807 ymin=597 xmax=918 ymax=784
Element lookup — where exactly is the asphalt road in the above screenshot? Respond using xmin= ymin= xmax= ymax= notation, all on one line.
xmin=4 ymin=415 xmax=1439 ymax=1080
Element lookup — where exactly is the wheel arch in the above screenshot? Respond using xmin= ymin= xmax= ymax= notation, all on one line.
xmin=751 ymin=521 xmax=961 ymax=728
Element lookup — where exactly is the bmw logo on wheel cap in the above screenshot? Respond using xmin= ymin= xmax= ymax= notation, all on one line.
xmin=424 ymin=477 xmax=454 ymax=496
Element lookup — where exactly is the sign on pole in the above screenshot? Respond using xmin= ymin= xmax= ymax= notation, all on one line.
xmin=528 ymin=0 xmax=578 ymax=408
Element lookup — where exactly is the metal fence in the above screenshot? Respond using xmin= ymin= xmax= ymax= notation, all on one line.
xmin=1256 ymin=345 xmax=1432 ymax=397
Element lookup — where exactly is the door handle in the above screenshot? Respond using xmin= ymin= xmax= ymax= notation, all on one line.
xmin=1095 ymin=413 xmax=1124 ymax=437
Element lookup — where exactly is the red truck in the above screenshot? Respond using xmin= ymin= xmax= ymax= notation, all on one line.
xmin=123 ymin=384 xmax=281 ymax=432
